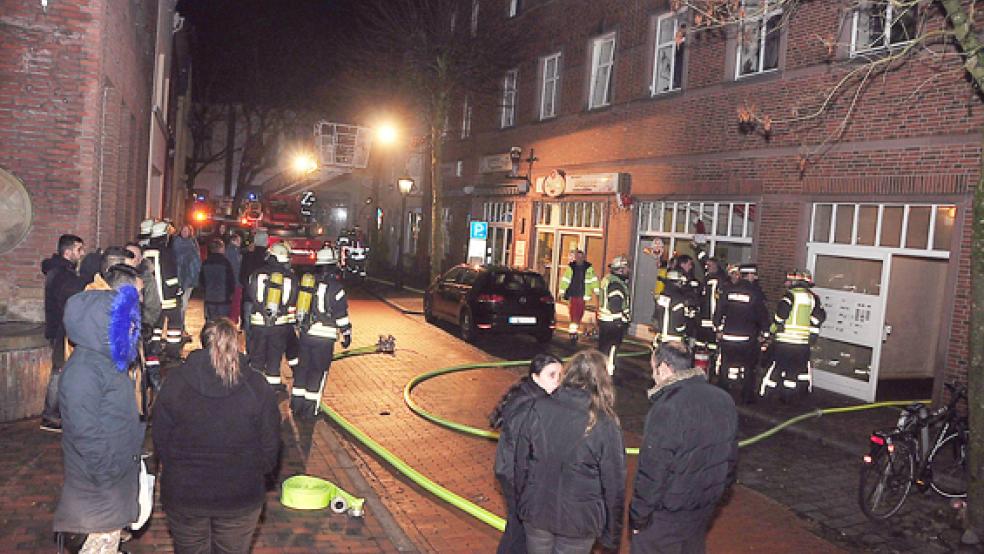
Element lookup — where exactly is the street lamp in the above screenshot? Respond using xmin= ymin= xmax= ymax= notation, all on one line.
xmin=290 ymin=152 xmax=318 ymax=175
xmin=376 ymin=123 xmax=399 ymax=146
xmin=395 ymin=176 xmax=414 ymax=290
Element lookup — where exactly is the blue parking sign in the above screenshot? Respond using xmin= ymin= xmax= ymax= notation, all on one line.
xmin=470 ymin=221 xmax=488 ymax=240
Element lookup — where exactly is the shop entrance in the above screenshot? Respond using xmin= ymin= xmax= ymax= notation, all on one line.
xmin=532 ymin=201 xmax=606 ymax=314
xmin=807 ymin=203 xmax=955 ymax=401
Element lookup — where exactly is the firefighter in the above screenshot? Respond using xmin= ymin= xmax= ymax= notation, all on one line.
xmin=292 ymin=247 xmax=352 ymax=418
xmin=713 ymin=263 xmax=770 ymax=404
xmin=559 ymin=249 xmax=600 ymax=344
xmin=598 ymin=256 xmax=631 ymax=377
xmin=694 ymin=258 xmax=727 ymax=362
xmin=245 ymin=242 xmax=297 ymax=390
xmin=143 ymin=220 xmax=184 ymax=368
xmin=651 ymin=269 xmax=697 ymax=349
xmin=761 ymin=269 xmax=826 ymax=402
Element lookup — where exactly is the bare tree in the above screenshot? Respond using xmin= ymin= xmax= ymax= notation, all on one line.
xmin=186 ymin=102 xmax=233 ymax=192
xmin=234 ymin=105 xmax=303 ymax=195
xmin=333 ymin=0 xmax=524 ymax=282
xmin=677 ymin=0 xmax=984 ymax=536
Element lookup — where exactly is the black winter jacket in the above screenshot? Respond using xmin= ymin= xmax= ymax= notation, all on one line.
xmin=42 ymin=255 xmax=83 ymax=339
xmin=629 ymin=370 xmax=738 ymax=544
xmin=515 ymin=387 xmax=626 ymax=549
xmin=152 ymin=349 xmax=281 ymax=513
xmin=492 ymin=378 xmax=547 ymax=513
xmin=200 ymin=253 xmax=235 ymax=305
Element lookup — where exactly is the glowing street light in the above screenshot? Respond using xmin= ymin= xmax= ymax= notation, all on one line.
xmin=291 ymin=152 xmax=318 ymax=175
xmin=395 ymin=176 xmax=414 ymax=290
xmin=375 ymin=123 xmax=399 ymax=146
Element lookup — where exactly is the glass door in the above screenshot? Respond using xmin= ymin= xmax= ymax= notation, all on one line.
xmin=807 ymin=245 xmax=890 ymax=402
xmin=534 ymin=231 xmax=555 ymax=292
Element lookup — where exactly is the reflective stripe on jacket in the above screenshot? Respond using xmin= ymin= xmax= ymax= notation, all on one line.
xmin=599 ymin=274 xmax=631 ymax=323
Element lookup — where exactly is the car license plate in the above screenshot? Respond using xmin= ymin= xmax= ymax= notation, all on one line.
xmin=509 ymin=316 xmax=537 ymax=325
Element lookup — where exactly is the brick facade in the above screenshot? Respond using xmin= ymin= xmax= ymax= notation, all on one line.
xmin=441 ymin=0 xmax=979 ymax=398
xmin=0 ymin=0 xmax=157 ymax=320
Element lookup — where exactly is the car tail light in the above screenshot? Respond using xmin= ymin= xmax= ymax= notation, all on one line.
xmin=477 ymin=323 xmax=493 ymax=329
xmin=477 ymin=294 xmax=505 ymax=303
xmin=540 ymin=295 xmax=554 ymax=304
xmin=869 ymin=435 xmax=885 ymax=446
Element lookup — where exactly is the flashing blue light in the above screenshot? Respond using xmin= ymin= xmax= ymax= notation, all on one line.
xmin=247 ymin=192 xmax=257 ymax=201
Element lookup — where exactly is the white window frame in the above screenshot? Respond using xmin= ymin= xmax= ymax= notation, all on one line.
xmin=735 ymin=0 xmax=782 ymax=79
xmin=471 ymin=0 xmax=480 ymax=36
xmin=461 ymin=97 xmax=472 ymax=139
xmin=809 ymin=202 xmax=954 ymax=257
xmin=588 ymin=33 xmax=616 ymax=109
xmin=540 ymin=52 xmax=561 ymax=119
xmin=850 ymin=1 xmax=918 ymax=56
xmin=652 ymin=12 xmax=684 ymax=95
xmin=507 ymin=0 xmax=519 ymax=18
xmin=501 ymin=69 xmax=518 ymax=128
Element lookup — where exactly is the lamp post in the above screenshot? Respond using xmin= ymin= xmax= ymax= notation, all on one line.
xmin=395 ymin=176 xmax=414 ymax=290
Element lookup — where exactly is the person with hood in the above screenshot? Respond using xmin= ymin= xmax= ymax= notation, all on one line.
xmin=52 ymin=266 xmax=145 ymax=553
xmin=200 ymin=239 xmax=236 ymax=322
xmin=172 ymin=224 xmax=202 ymax=320
xmin=630 ymin=343 xmax=738 ymax=553
xmin=40 ymin=234 xmax=86 ymax=432
xmin=153 ymin=318 xmax=280 ymax=553
xmin=490 ymin=353 xmax=563 ymax=554
xmin=514 ymin=349 xmax=626 ymax=554
xmin=559 ymin=249 xmax=600 ymax=345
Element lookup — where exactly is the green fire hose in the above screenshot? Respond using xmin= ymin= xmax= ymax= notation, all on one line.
xmin=322 ymin=329 xmax=929 ymax=534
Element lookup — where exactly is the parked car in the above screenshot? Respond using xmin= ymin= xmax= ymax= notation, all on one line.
xmin=424 ymin=264 xmax=556 ymax=343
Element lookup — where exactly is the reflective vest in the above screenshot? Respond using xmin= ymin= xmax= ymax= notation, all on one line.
xmin=303 ymin=278 xmax=352 ymax=340
xmin=560 ymin=264 xmax=600 ymax=301
xmin=772 ymin=287 xmax=822 ymax=345
xmin=599 ymin=274 xmax=631 ymax=324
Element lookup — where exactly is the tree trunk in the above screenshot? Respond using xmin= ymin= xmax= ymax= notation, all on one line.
xmin=429 ymin=123 xmax=445 ymax=283
xmin=937 ymin=0 xmax=984 ymax=536
xmin=223 ymin=104 xmax=236 ymax=197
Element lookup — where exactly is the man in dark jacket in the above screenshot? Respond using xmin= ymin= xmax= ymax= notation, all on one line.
xmin=630 ymin=343 xmax=738 ymax=553
xmin=200 ymin=239 xmax=236 ymax=322
xmin=53 ymin=268 xmax=145 ymax=552
xmin=40 ymin=234 xmax=86 ymax=432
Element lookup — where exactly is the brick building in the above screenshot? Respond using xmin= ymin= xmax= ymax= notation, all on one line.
xmin=0 ymin=0 xmax=189 ymax=321
xmin=441 ymin=0 xmax=979 ymax=401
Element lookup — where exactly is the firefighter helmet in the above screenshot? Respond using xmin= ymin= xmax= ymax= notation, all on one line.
xmin=268 ymin=242 xmax=290 ymax=264
xmin=150 ymin=221 xmax=169 ymax=238
xmin=739 ymin=263 xmax=758 ymax=276
xmin=315 ymin=247 xmax=338 ymax=266
xmin=786 ymin=268 xmax=814 ymax=286
xmin=139 ymin=219 xmax=154 ymax=237
xmin=726 ymin=263 xmax=740 ymax=276
xmin=609 ymin=255 xmax=629 ymax=270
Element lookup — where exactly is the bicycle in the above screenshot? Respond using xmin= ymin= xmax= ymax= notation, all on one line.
xmin=858 ymin=382 xmax=969 ymax=520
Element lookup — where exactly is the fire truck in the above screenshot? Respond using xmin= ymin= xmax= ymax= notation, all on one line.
xmin=232 ymin=192 xmax=328 ymax=270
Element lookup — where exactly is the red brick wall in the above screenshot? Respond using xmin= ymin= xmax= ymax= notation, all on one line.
xmin=0 ymin=0 xmax=154 ymax=320
xmin=443 ymin=0 xmax=979 ymax=388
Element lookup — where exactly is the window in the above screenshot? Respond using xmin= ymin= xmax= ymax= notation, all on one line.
xmin=851 ymin=1 xmax=918 ymax=55
xmin=736 ymin=0 xmax=781 ymax=78
xmin=536 ymin=202 xmax=605 ymax=229
xmin=653 ymin=12 xmax=685 ymax=94
xmin=461 ymin=97 xmax=472 ymax=139
xmin=810 ymin=203 xmax=955 ymax=254
xmin=455 ymin=160 xmax=464 ymax=177
xmin=507 ymin=0 xmax=520 ymax=18
xmin=471 ymin=0 xmax=480 ymax=36
xmin=540 ymin=53 xmax=561 ymax=119
xmin=588 ymin=34 xmax=616 ymax=109
xmin=483 ymin=201 xmax=514 ymax=223
xmin=637 ymin=200 xmax=756 ymax=266
xmin=501 ymin=69 xmax=518 ymax=128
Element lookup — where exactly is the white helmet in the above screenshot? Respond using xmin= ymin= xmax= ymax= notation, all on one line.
xmin=150 ymin=221 xmax=169 ymax=238
xmin=139 ymin=219 xmax=154 ymax=236
xmin=315 ymin=247 xmax=338 ymax=266
xmin=609 ymin=255 xmax=629 ymax=270
xmin=268 ymin=242 xmax=290 ymax=263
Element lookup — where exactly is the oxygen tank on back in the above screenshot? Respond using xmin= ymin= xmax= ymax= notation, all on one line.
xmin=296 ymin=273 xmax=316 ymax=324
xmin=266 ymin=272 xmax=284 ymax=321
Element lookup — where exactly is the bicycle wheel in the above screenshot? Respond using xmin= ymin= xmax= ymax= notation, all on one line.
xmin=929 ymin=432 xmax=968 ymax=498
xmin=859 ymin=440 xmax=915 ymax=520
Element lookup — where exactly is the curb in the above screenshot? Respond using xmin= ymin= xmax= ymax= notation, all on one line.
xmin=734 ymin=404 xmax=864 ymax=456
xmin=361 ymin=281 xmax=425 ymax=315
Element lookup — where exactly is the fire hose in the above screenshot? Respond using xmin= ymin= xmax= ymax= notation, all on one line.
xmin=320 ymin=333 xmax=929 ymax=532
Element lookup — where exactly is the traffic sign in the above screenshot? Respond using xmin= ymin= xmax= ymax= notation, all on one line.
xmin=470 ymin=221 xmax=488 ymax=240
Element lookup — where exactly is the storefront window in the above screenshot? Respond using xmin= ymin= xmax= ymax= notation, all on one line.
xmin=905 ymin=206 xmax=931 ymax=250
xmin=934 ymin=205 xmax=955 ymax=251
xmin=809 ymin=203 xmax=954 ymax=253
xmin=636 ymin=200 xmax=755 ymax=266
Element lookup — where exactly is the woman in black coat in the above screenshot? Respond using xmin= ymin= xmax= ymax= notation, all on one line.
xmin=490 ymin=353 xmax=563 ymax=554
xmin=153 ymin=318 xmax=281 ymax=554
xmin=514 ymin=349 xmax=627 ymax=554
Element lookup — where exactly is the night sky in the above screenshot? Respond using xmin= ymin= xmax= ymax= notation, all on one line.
xmin=177 ymin=0 xmax=352 ymax=111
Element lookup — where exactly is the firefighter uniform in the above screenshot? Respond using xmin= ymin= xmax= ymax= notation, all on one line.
xmin=559 ymin=255 xmax=600 ymax=343
xmin=713 ymin=271 xmax=770 ymax=403
xmin=695 ymin=265 xmax=727 ymax=354
xmin=651 ymin=270 xmax=697 ymax=348
xmin=761 ymin=270 xmax=826 ymax=401
xmin=144 ymin=221 xmax=183 ymax=367
xmin=246 ymin=243 xmax=297 ymax=388
xmin=292 ymin=248 xmax=352 ymax=417
xmin=598 ymin=256 xmax=631 ymax=376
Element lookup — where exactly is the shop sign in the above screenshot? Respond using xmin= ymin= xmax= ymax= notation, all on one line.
xmin=467 ymin=221 xmax=488 ymax=264
xmin=464 ymin=181 xmax=530 ymax=197
xmin=513 ymin=240 xmax=527 ymax=267
xmin=479 ymin=153 xmax=514 ymax=174
xmin=535 ymin=171 xmax=628 ymax=197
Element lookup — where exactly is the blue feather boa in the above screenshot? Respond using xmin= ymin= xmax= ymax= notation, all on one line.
xmin=109 ymin=285 xmax=142 ymax=371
